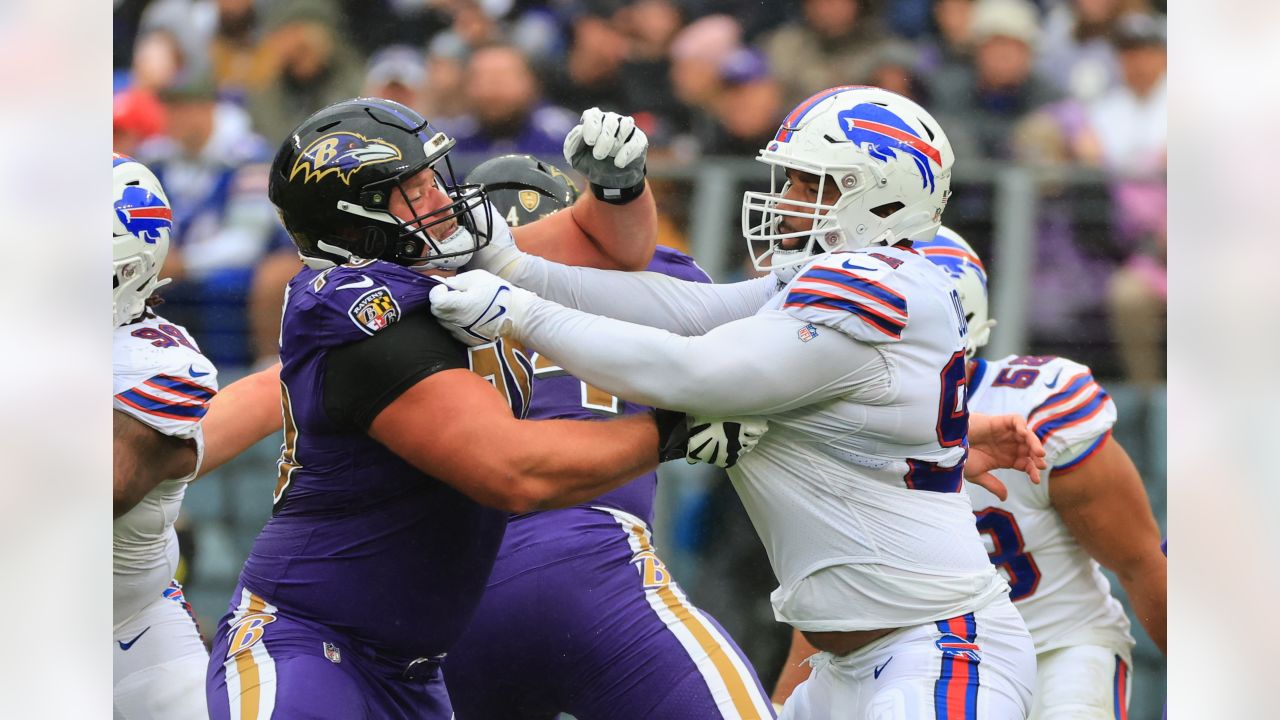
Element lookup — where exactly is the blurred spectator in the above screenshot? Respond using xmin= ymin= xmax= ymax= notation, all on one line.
xmin=690 ymin=0 xmax=791 ymax=41
xmin=136 ymin=72 xmax=285 ymax=367
xmin=928 ymin=0 xmax=1063 ymax=160
xmin=362 ymin=45 xmax=428 ymax=113
xmin=761 ymin=0 xmax=899 ymax=111
xmin=1097 ymin=13 xmax=1166 ymax=386
xmin=135 ymin=0 xmax=219 ymax=89
xmin=445 ymin=42 xmax=577 ymax=162
xmin=1087 ymin=13 xmax=1166 ymax=182
xmin=130 ymin=27 xmax=189 ymax=92
xmin=247 ymin=0 xmax=364 ymax=144
xmin=864 ymin=41 xmax=929 ymax=103
xmin=670 ymin=15 xmax=781 ymax=156
xmin=208 ymin=0 xmax=272 ymax=98
xmin=113 ymin=87 xmax=167 ymax=157
xmin=337 ymin=0 xmax=450 ymax=58
xmin=611 ymin=0 xmax=690 ymax=144
xmin=916 ymin=0 xmax=976 ymax=74
xmin=544 ymin=10 xmax=631 ymax=113
xmin=1037 ymin=0 xmax=1153 ymax=101
xmin=423 ymin=32 xmax=472 ymax=122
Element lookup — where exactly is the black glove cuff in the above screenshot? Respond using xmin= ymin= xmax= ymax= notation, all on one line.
xmin=589 ymin=167 xmax=647 ymax=205
xmin=652 ymin=408 xmax=689 ymax=463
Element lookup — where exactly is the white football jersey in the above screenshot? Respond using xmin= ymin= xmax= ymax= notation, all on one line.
xmin=112 ymin=314 xmax=218 ymax=628
xmin=966 ymin=353 xmax=1134 ymax=655
xmin=733 ymin=246 xmax=1006 ymax=631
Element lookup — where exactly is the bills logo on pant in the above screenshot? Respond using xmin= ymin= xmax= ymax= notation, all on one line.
xmin=935 ymin=632 xmax=982 ymax=664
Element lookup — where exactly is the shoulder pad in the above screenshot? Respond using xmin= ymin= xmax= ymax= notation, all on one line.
xmin=285 ymin=262 xmax=442 ymax=345
xmin=984 ymin=354 xmax=1116 ymax=459
xmin=780 ymin=252 xmax=909 ymax=343
xmin=114 ymin=321 xmax=219 ymax=438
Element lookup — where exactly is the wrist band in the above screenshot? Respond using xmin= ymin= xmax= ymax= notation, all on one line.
xmin=590 ymin=172 xmax=647 ymax=205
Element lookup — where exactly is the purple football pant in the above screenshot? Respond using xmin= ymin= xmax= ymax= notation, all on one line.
xmin=206 ymin=586 xmax=451 ymax=720
xmin=444 ymin=507 xmax=775 ymax=719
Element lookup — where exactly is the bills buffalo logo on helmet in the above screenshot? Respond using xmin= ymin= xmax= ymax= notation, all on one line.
xmin=115 ymin=185 xmax=173 ymax=244
xmin=837 ymin=104 xmax=943 ymax=193
xmin=290 ymin=131 xmax=403 ymax=185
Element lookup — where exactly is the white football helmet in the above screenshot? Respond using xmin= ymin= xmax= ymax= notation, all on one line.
xmin=113 ymin=153 xmax=173 ymax=327
xmin=742 ymin=86 xmax=954 ymax=282
xmin=914 ymin=225 xmax=996 ymax=358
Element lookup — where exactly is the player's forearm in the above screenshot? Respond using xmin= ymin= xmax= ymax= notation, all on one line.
xmin=503 ymin=252 xmax=774 ymax=335
xmin=567 ymin=185 xmax=657 ymax=270
xmin=515 ymin=303 xmax=874 ymax=416
xmin=513 ymin=414 xmax=662 ymax=511
xmin=199 ymin=363 xmax=283 ymax=477
xmin=772 ymin=628 xmax=818 ymax=707
xmin=459 ymin=414 xmax=659 ymax=513
xmin=1117 ymin=553 xmax=1167 ymax=654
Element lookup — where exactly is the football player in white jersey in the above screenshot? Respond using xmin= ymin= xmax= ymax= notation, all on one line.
xmin=430 ymin=86 xmax=1046 ymax=719
xmin=113 ymin=154 xmax=218 ymax=720
xmin=770 ymin=228 xmax=1168 ymax=718
xmin=921 ymin=228 xmax=1165 ymax=718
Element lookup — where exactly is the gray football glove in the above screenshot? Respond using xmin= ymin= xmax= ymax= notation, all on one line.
xmin=685 ymin=417 xmax=769 ymax=469
xmin=562 ymin=107 xmax=648 ymax=194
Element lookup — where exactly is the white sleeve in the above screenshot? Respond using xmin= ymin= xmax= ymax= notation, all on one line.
xmin=514 ymin=301 xmax=888 ymax=416
xmin=502 ymin=253 xmax=777 ymax=336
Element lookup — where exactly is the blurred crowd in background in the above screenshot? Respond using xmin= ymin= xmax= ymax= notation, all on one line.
xmin=113 ymin=0 xmax=1167 ymax=383
xmin=112 ymin=1 xmax=1168 ymax=714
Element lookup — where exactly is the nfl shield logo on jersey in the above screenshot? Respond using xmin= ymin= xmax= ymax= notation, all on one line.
xmin=797 ymin=323 xmax=820 ymax=342
xmin=323 ymin=642 xmax=342 ymax=664
xmin=348 ymin=287 xmax=402 ymax=335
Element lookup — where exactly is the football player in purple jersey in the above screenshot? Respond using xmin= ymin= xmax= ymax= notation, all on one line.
xmin=202 ymin=100 xmax=761 ymax=720
xmin=442 ymin=154 xmax=776 ymax=719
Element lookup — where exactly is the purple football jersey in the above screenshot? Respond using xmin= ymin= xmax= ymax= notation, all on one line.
xmin=237 ymin=260 xmax=510 ymax=660
xmin=521 ymin=246 xmax=712 ymax=526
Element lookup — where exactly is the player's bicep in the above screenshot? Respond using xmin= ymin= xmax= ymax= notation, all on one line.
xmin=113 ymin=410 xmax=197 ymax=517
xmin=367 ymin=368 xmax=525 ymax=502
xmin=511 ymin=209 xmax=616 ymax=269
xmin=323 ymin=310 xmax=469 ymax=430
xmin=1049 ymin=437 xmax=1162 ymax=574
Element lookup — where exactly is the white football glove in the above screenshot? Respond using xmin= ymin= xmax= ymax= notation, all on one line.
xmin=563 ymin=107 xmax=648 ymax=191
xmin=428 ymin=269 xmax=538 ymax=347
xmin=684 ymin=417 xmax=769 ymax=469
xmin=461 ymin=198 xmax=524 ymax=277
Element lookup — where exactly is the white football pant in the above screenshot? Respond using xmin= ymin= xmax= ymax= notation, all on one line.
xmin=1029 ymin=644 xmax=1132 ymax=720
xmin=779 ymin=598 xmax=1035 ymax=720
xmin=113 ymin=582 xmax=208 ymax=719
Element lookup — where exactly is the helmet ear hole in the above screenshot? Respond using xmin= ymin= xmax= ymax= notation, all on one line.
xmin=870 ymin=201 xmax=905 ymax=218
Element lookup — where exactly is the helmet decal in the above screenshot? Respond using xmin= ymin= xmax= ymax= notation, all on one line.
xmin=774 ymin=85 xmax=864 ymax=143
xmin=837 ymin=104 xmax=941 ymax=192
xmin=115 ymin=185 xmax=173 ymax=244
xmin=289 ymin=131 xmax=404 ymax=185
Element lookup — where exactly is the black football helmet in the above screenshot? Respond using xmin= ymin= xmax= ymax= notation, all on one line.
xmin=268 ymin=97 xmax=491 ymax=269
xmin=465 ymin=155 xmax=581 ymax=227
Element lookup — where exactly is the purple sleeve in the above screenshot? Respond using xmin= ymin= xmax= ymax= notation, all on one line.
xmin=284 ymin=263 xmax=442 ymax=350
xmin=646 ymin=246 xmax=713 ymax=284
